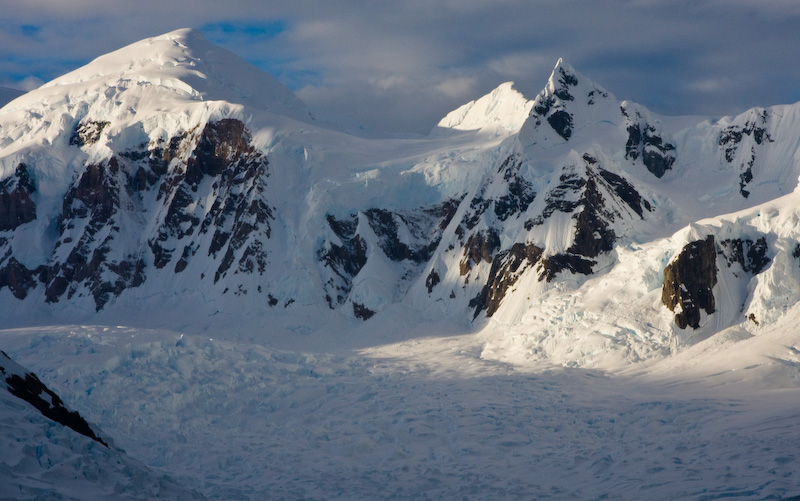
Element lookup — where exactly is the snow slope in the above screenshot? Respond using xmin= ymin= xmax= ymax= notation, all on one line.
xmin=0 ymin=349 xmax=202 ymax=500
xmin=2 ymin=323 xmax=799 ymax=499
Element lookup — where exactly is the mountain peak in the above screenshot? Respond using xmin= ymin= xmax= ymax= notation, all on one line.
xmin=518 ymin=58 xmax=615 ymax=141
xmin=543 ymin=58 xmax=583 ymax=101
xmin=433 ymin=81 xmax=533 ymax=135
xmin=14 ymin=28 xmax=311 ymax=123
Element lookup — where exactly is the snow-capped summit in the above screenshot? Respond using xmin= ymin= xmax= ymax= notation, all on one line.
xmin=0 ymin=28 xmax=313 ymax=165
xmin=433 ymin=81 xmax=533 ymax=135
xmin=24 ymin=28 xmax=310 ymax=120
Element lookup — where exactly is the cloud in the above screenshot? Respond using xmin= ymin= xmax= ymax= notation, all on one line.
xmin=0 ymin=1 xmax=799 ymax=132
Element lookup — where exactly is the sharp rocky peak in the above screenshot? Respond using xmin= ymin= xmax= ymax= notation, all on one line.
xmin=519 ymin=59 xmax=615 ymax=142
xmin=540 ymin=58 xmax=609 ymax=103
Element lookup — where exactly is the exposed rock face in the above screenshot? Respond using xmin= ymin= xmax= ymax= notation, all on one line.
xmin=1 ymin=350 xmax=107 ymax=446
xmin=44 ymin=158 xmax=143 ymax=310
xmin=471 ymin=242 xmax=543 ymax=318
xmin=458 ymin=150 xmax=653 ymax=318
xmin=0 ymin=255 xmax=39 ymax=299
xmin=364 ymin=199 xmax=459 ymax=263
xmin=719 ymin=110 xmax=773 ymax=162
xmin=0 ymin=118 xmax=275 ymax=310
xmin=662 ymin=235 xmax=771 ymax=330
xmin=352 ymin=302 xmax=375 ymax=320
xmin=493 ymin=156 xmax=537 ymax=222
xmin=718 ymin=237 xmax=770 ymax=275
xmin=597 ymin=167 xmax=651 ymax=218
xmin=148 ymin=119 xmax=274 ymax=284
xmin=719 ymin=109 xmax=774 ymax=197
xmin=425 ymin=269 xmax=440 ymax=294
xmin=319 ymin=214 xmax=368 ymax=307
xmin=622 ymin=103 xmax=676 ymax=178
xmin=459 ymin=155 xmax=534 ymax=231
xmin=547 ymin=111 xmax=573 ymax=140
xmin=0 ymin=163 xmax=37 ymax=231
xmin=662 ymin=236 xmax=718 ymax=329
xmin=459 ymin=230 xmax=501 ymax=276
xmin=319 ymin=199 xmax=460 ymax=313
xmin=531 ymin=65 xmax=579 ymax=141
xmin=69 ymin=120 xmax=110 ymax=147
xmin=530 ymin=157 xmax=649 ymax=283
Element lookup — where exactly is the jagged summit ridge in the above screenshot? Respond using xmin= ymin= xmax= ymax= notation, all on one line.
xmin=432 ymin=59 xmax=605 ymax=138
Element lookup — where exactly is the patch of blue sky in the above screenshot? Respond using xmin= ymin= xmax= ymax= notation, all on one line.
xmin=19 ymin=24 xmax=41 ymax=38
xmin=0 ymin=55 xmax=87 ymax=89
xmin=199 ymin=20 xmax=321 ymax=90
xmin=200 ymin=20 xmax=288 ymax=42
xmin=251 ymin=59 xmax=323 ymax=90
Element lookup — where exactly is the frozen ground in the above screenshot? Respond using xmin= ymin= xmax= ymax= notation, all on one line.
xmin=3 ymin=318 xmax=799 ymax=500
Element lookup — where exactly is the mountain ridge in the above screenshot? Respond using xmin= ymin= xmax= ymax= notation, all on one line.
xmin=2 ymin=29 xmax=800 ymax=368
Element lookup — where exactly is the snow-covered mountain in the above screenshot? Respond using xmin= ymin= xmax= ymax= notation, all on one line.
xmin=3 ymin=28 xmax=800 ymax=500
xmin=3 ymin=30 xmax=800 ymax=368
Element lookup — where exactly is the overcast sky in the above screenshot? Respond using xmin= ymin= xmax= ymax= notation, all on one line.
xmin=2 ymin=0 xmax=799 ymax=134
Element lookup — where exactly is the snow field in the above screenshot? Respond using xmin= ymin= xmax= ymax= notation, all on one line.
xmin=0 ymin=362 xmax=202 ymax=500
xmin=3 ymin=324 xmax=799 ymax=499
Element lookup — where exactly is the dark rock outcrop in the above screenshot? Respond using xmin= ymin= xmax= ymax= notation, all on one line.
xmin=364 ymin=199 xmax=459 ymax=263
xmin=150 ymin=119 xmax=274 ymax=284
xmin=41 ymin=157 xmax=147 ymax=310
xmin=662 ymin=236 xmax=718 ymax=329
xmin=493 ymin=155 xmax=536 ymax=222
xmin=547 ymin=110 xmax=573 ymax=140
xmin=459 ymin=229 xmax=501 ymax=276
xmin=530 ymin=64 xmax=580 ymax=141
xmin=45 ymin=158 xmax=138 ymax=310
xmin=352 ymin=302 xmax=375 ymax=320
xmin=718 ymin=237 xmax=770 ymax=275
xmin=622 ymin=104 xmax=676 ymax=178
xmin=471 ymin=242 xmax=543 ymax=318
xmin=457 ymin=155 xmax=534 ymax=232
xmin=319 ymin=214 xmax=368 ymax=307
xmin=539 ymin=253 xmax=596 ymax=282
xmin=529 ymin=159 xmax=649 ymax=282
xmin=0 ymin=118 xmax=274 ymax=309
xmin=425 ymin=269 xmax=440 ymax=293
xmin=320 ymin=199 xmax=460 ymax=308
xmin=719 ymin=110 xmax=774 ymax=197
xmin=70 ymin=120 xmax=110 ymax=147
xmin=719 ymin=110 xmax=773 ymax=162
xmin=597 ymin=168 xmax=651 ymax=218
xmin=0 ymin=255 xmax=39 ymax=299
xmin=1 ymin=350 xmax=107 ymax=447
xmin=0 ymin=163 xmax=37 ymax=231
